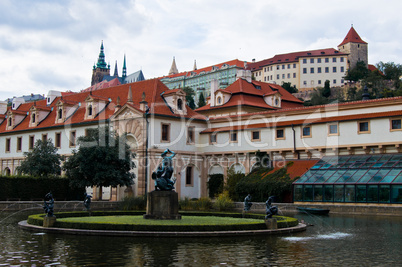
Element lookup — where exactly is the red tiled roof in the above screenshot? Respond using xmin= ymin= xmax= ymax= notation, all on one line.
xmin=0 ymin=79 xmax=206 ymax=134
xmin=338 ymin=26 xmax=367 ymax=47
xmin=266 ymin=160 xmax=320 ymax=180
xmin=201 ymin=109 xmax=402 ymax=134
xmin=195 ymin=79 xmax=303 ymax=112
xmin=31 ymin=105 xmax=52 ymax=111
xmin=248 ymin=48 xmax=346 ymax=71
xmin=160 ymin=59 xmax=248 ymax=79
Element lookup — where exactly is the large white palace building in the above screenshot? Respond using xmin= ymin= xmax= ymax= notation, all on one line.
xmin=1 ymin=67 xmax=401 ymax=201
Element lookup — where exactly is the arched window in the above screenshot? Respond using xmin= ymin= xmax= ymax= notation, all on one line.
xmin=88 ymin=105 xmax=93 ymax=116
xmin=217 ymin=96 xmax=222 ymax=105
xmin=8 ymin=118 xmax=12 ymax=126
xmin=32 ymin=113 xmax=36 ymax=123
xmin=275 ymin=98 xmax=279 ymax=106
xmin=58 ymin=108 xmax=63 ymax=119
xmin=4 ymin=167 xmax=11 ymax=176
xmin=177 ymin=99 xmax=183 ymax=110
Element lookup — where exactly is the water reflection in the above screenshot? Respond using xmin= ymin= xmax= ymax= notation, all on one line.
xmin=0 ymin=211 xmax=402 ymax=266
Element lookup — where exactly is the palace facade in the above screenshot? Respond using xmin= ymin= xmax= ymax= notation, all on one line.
xmin=1 ymin=69 xmax=401 ymax=201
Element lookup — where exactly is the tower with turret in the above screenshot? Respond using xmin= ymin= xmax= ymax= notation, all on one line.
xmin=338 ymin=26 xmax=368 ymax=70
xmin=91 ymin=41 xmax=111 ymax=86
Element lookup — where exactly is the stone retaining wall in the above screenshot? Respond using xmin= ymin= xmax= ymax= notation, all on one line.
xmin=234 ymin=202 xmax=402 ymax=216
xmin=0 ymin=201 xmax=119 ymax=212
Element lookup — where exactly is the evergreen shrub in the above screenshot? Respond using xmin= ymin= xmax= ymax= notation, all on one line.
xmin=0 ymin=176 xmax=85 ymax=201
xmin=207 ymin=174 xmax=224 ymax=198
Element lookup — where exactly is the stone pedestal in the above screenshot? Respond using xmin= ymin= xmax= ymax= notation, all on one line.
xmin=265 ymin=218 xmax=277 ymax=229
xmin=143 ymin=191 xmax=182 ymax=220
xmin=43 ymin=216 xmax=56 ymax=227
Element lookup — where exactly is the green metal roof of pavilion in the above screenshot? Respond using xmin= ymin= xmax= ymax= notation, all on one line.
xmin=294 ymin=154 xmax=402 ymax=185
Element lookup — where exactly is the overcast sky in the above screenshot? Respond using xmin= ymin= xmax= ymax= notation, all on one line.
xmin=1 ymin=0 xmax=402 ymax=101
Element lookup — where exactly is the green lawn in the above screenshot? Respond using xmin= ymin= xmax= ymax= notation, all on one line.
xmin=57 ymin=215 xmax=263 ymax=226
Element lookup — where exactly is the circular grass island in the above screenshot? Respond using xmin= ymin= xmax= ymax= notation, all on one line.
xmin=19 ymin=211 xmax=306 ymax=237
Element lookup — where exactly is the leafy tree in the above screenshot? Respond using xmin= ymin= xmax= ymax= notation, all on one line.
xmin=63 ymin=127 xmax=135 ymax=189
xmin=344 ymin=61 xmax=369 ymax=82
xmin=281 ymin=82 xmax=298 ymax=93
xmin=182 ymin=87 xmax=196 ymax=109
xmin=225 ymin=166 xmax=245 ymax=201
xmin=17 ymin=139 xmax=62 ymax=177
xmin=376 ymin=61 xmax=402 ymax=88
xmin=322 ymin=80 xmax=331 ymax=98
xmin=197 ymin=92 xmax=206 ymax=108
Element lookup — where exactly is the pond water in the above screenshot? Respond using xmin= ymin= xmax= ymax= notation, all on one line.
xmin=1 ymin=210 xmax=401 ymax=266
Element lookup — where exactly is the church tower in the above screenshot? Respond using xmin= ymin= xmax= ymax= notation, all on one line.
xmin=338 ymin=26 xmax=368 ymax=70
xmin=169 ymin=57 xmax=179 ymax=75
xmin=91 ymin=41 xmax=111 ymax=86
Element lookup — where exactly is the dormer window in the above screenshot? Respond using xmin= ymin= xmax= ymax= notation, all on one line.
xmin=275 ymin=98 xmax=279 ymax=106
xmin=31 ymin=113 xmax=36 ymax=123
xmin=8 ymin=117 xmax=12 ymax=127
xmin=12 ymin=103 xmax=15 ymax=109
xmin=217 ymin=96 xmax=222 ymax=105
xmin=177 ymin=99 xmax=183 ymax=110
xmin=47 ymin=97 xmax=51 ymax=104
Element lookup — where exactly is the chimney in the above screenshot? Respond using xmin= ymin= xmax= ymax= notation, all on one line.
xmin=210 ymin=79 xmax=218 ymax=107
xmin=236 ymin=69 xmax=252 ymax=83
xmin=114 ymin=96 xmax=121 ymax=113
xmin=140 ymin=92 xmax=148 ymax=112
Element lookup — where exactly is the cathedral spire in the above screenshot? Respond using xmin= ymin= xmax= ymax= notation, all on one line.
xmin=96 ymin=41 xmax=108 ymax=69
xmin=122 ymin=54 xmax=127 ymax=78
xmin=169 ymin=56 xmax=179 ymax=75
xmin=114 ymin=61 xmax=119 ymax=77
xmin=193 ymin=59 xmax=197 ymax=71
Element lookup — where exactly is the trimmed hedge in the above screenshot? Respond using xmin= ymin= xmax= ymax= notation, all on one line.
xmin=0 ymin=176 xmax=85 ymax=201
xmin=27 ymin=211 xmax=299 ymax=231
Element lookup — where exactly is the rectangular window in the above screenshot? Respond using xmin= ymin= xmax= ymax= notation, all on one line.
xmin=328 ymin=123 xmax=339 ymax=135
xmin=55 ymin=132 xmax=61 ymax=148
xmin=161 ymin=123 xmax=170 ymax=142
xmin=276 ymin=129 xmax=285 ymax=140
xmin=210 ymin=133 xmax=217 ymax=144
xmin=276 ymin=66 xmax=280 ymax=70
xmin=325 ymin=67 xmax=329 ymax=73
xmin=282 ymin=64 xmax=285 ymax=69
xmin=282 ymin=74 xmax=285 ymax=79
xmin=391 ymin=119 xmax=402 ymax=131
xmin=333 ymin=79 xmax=337 ymax=84
xmin=186 ymin=166 xmax=193 ymax=186
xmin=333 ymin=67 xmax=337 ymax=72
xmin=358 ymin=121 xmax=370 ymax=134
xmin=293 ymin=73 xmax=296 ymax=78
xmin=333 ymin=58 xmax=337 ymax=63
xmin=17 ymin=137 xmax=22 ymax=152
xmin=340 ymin=57 xmax=344 ymax=62
xmin=310 ymin=68 xmax=314 ymax=74
xmin=287 ymin=64 xmax=291 ymax=69
xmin=325 ymin=58 xmax=329 ymax=63
xmin=276 ymin=74 xmax=279 ymax=79
xmin=69 ymin=131 xmax=76 ymax=147
xmin=310 ymin=58 xmax=314 ymax=63
xmin=230 ymin=132 xmax=238 ymax=142
xmin=293 ymin=63 xmax=296 ymax=68
xmin=251 ymin=131 xmax=260 ymax=141
xmin=303 ymin=68 xmax=307 ymax=74
xmin=5 ymin=138 xmax=10 ymax=152
xmin=340 ymin=66 xmax=345 ymax=72
xmin=303 ymin=59 xmax=307 ymax=64
xmin=42 ymin=134 xmax=47 ymax=142
xmin=317 ymin=67 xmax=322 ymax=73
xmin=287 ymin=73 xmax=290 ymax=78
xmin=187 ymin=126 xmax=195 ymax=144
xmin=318 ymin=80 xmax=322 ymax=85
xmin=302 ymin=126 xmax=311 ymax=138
xmin=29 ymin=135 xmax=34 ymax=150
xmin=317 ymin=58 xmax=322 ymax=63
